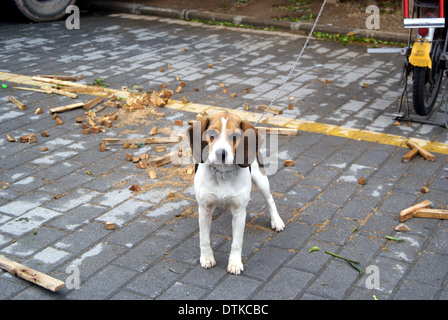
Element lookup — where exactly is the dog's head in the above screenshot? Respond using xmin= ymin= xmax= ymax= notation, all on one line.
xmin=187 ymin=112 xmax=258 ymax=167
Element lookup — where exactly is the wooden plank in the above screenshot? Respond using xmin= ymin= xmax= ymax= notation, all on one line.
xmin=402 ymin=147 xmax=419 ymax=163
xmin=36 ymin=75 xmax=77 ymax=81
xmin=40 ymin=87 xmax=78 ymax=98
xmin=14 ymin=86 xmax=77 ymax=98
xmin=399 ymin=200 xmax=432 ymax=222
xmin=49 ymin=102 xmax=84 ymax=114
xmin=8 ymin=96 xmax=26 ymax=110
xmin=413 ymin=208 xmax=448 ymax=220
xmin=83 ymin=96 xmax=104 ymax=111
xmin=406 ymin=141 xmax=436 ymax=161
xmin=255 ymin=126 xmax=298 ymax=135
xmin=150 ymin=150 xmax=180 ymax=167
xmin=0 ymin=255 xmax=65 ymax=292
xmin=257 ymin=105 xmax=283 ymax=115
xmin=32 ymin=76 xmax=89 ymax=88
xmin=102 ymin=136 xmax=181 ymax=145
xmin=57 ymin=86 xmax=105 ymax=93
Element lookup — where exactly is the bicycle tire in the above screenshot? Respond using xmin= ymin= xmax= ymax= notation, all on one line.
xmin=412 ymin=41 xmax=444 ymax=116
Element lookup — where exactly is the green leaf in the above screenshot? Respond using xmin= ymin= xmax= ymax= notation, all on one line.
xmin=308 ymin=246 xmax=320 ymax=253
xmin=385 ymin=236 xmax=404 ymax=242
xmin=348 ymin=261 xmax=363 ymax=277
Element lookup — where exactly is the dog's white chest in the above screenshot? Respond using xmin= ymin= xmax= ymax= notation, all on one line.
xmin=194 ymin=165 xmax=251 ymax=207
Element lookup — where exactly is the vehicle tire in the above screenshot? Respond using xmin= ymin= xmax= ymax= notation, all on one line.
xmin=412 ymin=36 xmax=444 ymax=116
xmin=12 ymin=0 xmax=76 ymax=22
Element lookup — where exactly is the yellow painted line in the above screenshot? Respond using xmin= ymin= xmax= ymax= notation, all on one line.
xmin=168 ymin=101 xmax=448 ymax=155
xmin=2 ymin=71 xmax=448 ymax=155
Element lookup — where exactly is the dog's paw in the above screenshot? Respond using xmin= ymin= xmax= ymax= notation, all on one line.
xmin=271 ymin=217 xmax=285 ymax=232
xmin=200 ymin=256 xmax=216 ymax=269
xmin=227 ymin=260 xmax=244 ymax=275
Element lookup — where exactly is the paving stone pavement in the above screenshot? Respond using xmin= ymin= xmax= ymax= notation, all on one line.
xmin=0 ymin=10 xmax=448 ymax=302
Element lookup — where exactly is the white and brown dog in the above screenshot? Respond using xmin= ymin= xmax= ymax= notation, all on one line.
xmin=187 ymin=112 xmax=285 ymax=275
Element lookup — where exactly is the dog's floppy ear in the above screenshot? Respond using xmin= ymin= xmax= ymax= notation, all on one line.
xmin=187 ymin=116 xmax=210 ymax=163
xmin=236 ymin=119 xmax=258 ymax=168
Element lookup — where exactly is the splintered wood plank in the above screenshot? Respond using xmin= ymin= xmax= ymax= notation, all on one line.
xmin=102 ymin=136 xmax=181 ymax=145
xmin=0 ymin=255 xmax=65 ymax=292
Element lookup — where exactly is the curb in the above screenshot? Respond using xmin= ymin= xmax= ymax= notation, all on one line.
xmin=89 ymin=1 xmax=409 ymax=44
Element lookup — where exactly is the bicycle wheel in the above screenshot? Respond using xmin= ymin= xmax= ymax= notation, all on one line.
xmin=412 ymin=38 xmax=444 ymax=116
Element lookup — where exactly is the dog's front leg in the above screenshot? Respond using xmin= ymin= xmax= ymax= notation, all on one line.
xmin=227 ymin=208 xmax=246 ymax=275
xmin=198 ymin=204 xmax=216 ymax=269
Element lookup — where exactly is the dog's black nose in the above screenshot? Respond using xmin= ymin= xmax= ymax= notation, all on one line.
xmin=216 ymin=149 xmax=227 ymax=162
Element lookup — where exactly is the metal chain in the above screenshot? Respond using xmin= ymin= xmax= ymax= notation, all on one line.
xmin=254 ymin=0 xmax=327 ymax=126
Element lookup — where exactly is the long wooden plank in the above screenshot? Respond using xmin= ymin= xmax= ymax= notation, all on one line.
xmin=14 ymin=86 xmax=77 ymax=98
xmin=0 ymin=255 xmax=65 ymax=292
xmin=49 ymin=102 xmax=84 ymax=114
xmin=102 ymin=136 xmax=181 ymax=145
xmin=32 ymin=76 xmax=90 ymax=88
xmin=413 ymin=208 xmax=448 ymax=220
xmin=255 ymin=126 xmax=298 ymax=135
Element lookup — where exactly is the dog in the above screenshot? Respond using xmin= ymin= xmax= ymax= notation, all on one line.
xmin=187 ymin=112 xmax=285 ymax=275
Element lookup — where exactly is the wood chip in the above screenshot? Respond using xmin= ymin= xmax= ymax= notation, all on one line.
xmin=283 ymin=160 xmax=295 ymax=166
xmin=105 ymin=221 xmax=115 ymax=230
xmin=19 ymin=134 xmax=37 ymax=143
xmin=394 ymin=223 xmax=410 ymax=232
xmin=6 ymin=134 xmax=16 ymax=142
xmin=154 ymin=145 xmax=167 ymax=153
xmin=149 ymin=170 xmax=157 ymax=179
xmin=149 ymin=126 xmax=158 ymax=135
xmin=421 ymin=186 xmax=429 ymax=193
xmin=55 ymin=117 xmax=64 ymax=126
xmin=358 ymin=177 xmax=366 ymax=186
xmin=129 ymin=184 xmax=142 ymax=192
xmin=35 ymin=108 xmax=43 ymax=114
xmin=99 ymin=142 xmax=106 ymax=152
xmin=136 ymin=160 xmax=148 ymax=169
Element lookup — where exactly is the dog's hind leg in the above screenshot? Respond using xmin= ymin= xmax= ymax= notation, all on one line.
xmin=250 ymin=161 xmax=285 ymax=232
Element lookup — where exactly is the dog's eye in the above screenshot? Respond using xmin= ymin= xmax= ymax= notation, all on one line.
xmin=231 ymin=132 xmax=241 ymax=143
xmin=206 ymin=129 xmax=218 ymax=142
